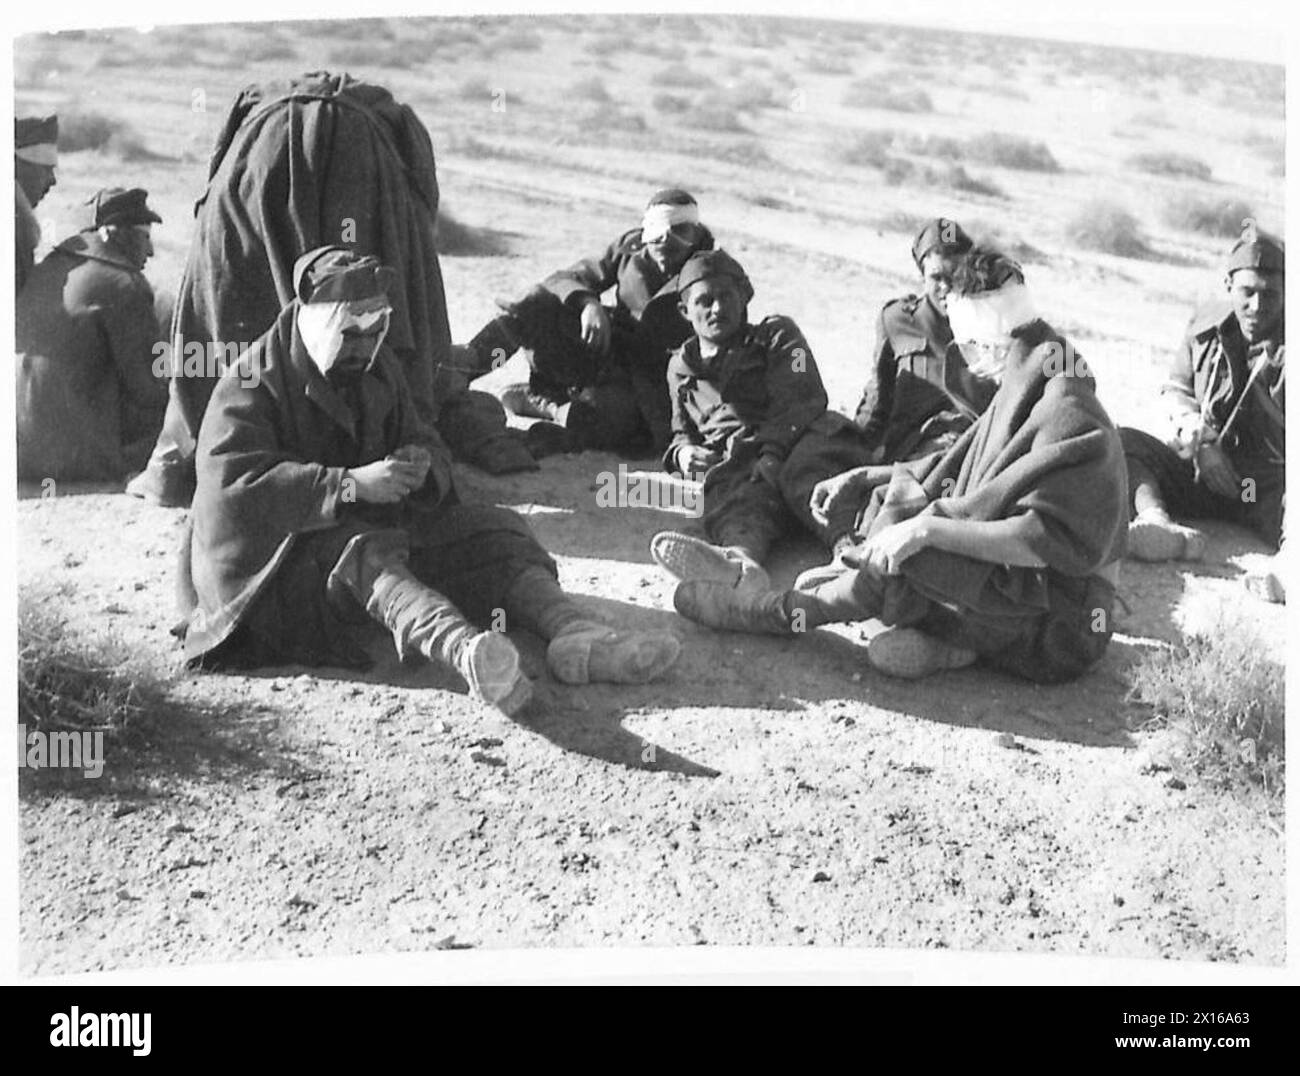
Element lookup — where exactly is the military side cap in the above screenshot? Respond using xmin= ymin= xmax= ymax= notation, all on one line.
xmin=15 ymin=115 xmax=58 ymax=165
xmin=676 ymin=248 xmax=754 ymax=303
xmin=86 ymin=187 xmax=162 ymax=228
xmin=911 ymin=217 xmax=973 ymax=268
xmin=646 ymin=188 xmax=697 ymax=209
xmin=1227 ymin=225 xmax=1284 ymax=275
xmin=15 ymin=114 xmax=58 ymax=148
xmin=293 ymin=246 xmax=397 ymax=303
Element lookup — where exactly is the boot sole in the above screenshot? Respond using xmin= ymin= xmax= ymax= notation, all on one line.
xmin=651 ymin=532 xmax=743 ymax=586
xmin=464 ymin=632 xmax=533 ymax=715
xmin=866 ymin=627 xmax=976 ymax=679
xmin=547 ymin=628 xmax=682 ymax=685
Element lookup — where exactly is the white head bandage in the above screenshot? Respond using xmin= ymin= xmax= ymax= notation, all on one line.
xmin=15 ymin=143 xmax=58 ymax=167
xmin=641 ymin=201 xmax=700 ymax=244
xmin=297 ymin=300 xmax=390 ymax=376
xmin=946 ymin=282 xmax=1037 ymax=346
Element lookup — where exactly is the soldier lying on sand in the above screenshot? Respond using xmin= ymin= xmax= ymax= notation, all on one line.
xmin=464 ymin=188 xmax=715 ymax=457
xmin=1119 ymin=227 xmax=1285 ymax=602
xmin=179 ymin=248 xmax=681 ymax=714
xmin=647 ymin=249 xmax=873 ymax=591
xmin=671 ymin=248 xmax=1128 ymax=684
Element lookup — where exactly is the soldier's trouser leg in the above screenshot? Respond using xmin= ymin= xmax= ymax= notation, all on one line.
xmin=568 ymin=379 xmax=650 ymax=452
xmin=330 ymin=532 xmax=479 ymax=666
xmin=125 ymin=372 xmax=214 ymax=507
xmin=701 ymin=457 xmax=790 ymax=566
xmin=435 ymin=388 xmax=538 ymax=474
xmin=467 ymin=313 xmax=525 ymax=369
xmin=778 ymin=418 xmax=876 ymax=547
xmin=1233 ymin=459 xmax=1284 ymax=550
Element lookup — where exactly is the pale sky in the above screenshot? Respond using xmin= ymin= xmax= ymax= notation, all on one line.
xmin=5 ymin=0 xmax=1292 ymax=65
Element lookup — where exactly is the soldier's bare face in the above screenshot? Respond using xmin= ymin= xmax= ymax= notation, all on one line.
xmin=920 ymin=252 xmax=960 ymax=315
xmin=1228 ymin=268 xmax=1284 ymax=344
xmin=118 ymin=225 xmax=154 ymax=270
xmin=680 ymin=275 xmax=746 ymax=349
xmin=647 ymin=221 xmax=706 ymax=275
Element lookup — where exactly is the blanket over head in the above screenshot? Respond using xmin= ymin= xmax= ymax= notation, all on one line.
xmin=859 ymin=319 xmax=1127 ymax=614
xmin=159 ymin=71 xmax=451 ymax=463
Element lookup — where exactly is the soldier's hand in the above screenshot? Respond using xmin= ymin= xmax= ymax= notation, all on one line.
xmin=677 ymin=444 xmax=722 ymax=477
xmin=388 ymin=444 xmax=433 ymax=487
xmin=860 ymin=515 xmax=931 ymax=575
xmin=346 ymin=459 xmax=426 ymax=504
xmin=1195 ymin=441 xmax=1243 ymax=500
xmin=579 ymin=299 xmax=612 ymax=356
xmin=750 ymin=453 xmax=782 ymax=488
xmin=811 ymin=469 xmax=871 ymax=527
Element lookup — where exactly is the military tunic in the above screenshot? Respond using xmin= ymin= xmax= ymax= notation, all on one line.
xmin=853 ymin=293 xmax=998 ymax=462
xmin=666 ymin=315 xmax=872 ymax=552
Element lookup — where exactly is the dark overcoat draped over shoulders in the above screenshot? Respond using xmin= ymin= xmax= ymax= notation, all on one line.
xmin=179 ymin=302 xmax=453 ymax=668
xmin=160 ymin=71 xmax=450 ymax=463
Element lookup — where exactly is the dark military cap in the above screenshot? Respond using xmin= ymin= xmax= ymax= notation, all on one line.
xmin=676 ymin=248 xmax=754 ymax=303
xmin=15 ymin=114 xmax=58 ymax=149
xmin=911 ymin=217 xmax=973 ymax=269
xmin=1227 ymin=226 xmax=1284 ymax=276
xmin=86 ymin=187 xmax=162 ymax=229
xmin=647 ymin=188 xmax=698 ymax=209
xmin=293 ymin=246 xmax=397 ymax=304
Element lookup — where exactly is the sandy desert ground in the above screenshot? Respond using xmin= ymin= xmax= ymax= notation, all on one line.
xmin=11 ymin=14 xmax=1288 ymax=975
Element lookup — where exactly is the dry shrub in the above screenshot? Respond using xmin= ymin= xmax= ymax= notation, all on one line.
xmin=17 ymin=593 xmax=168 ymax=753
xmin=1127 ymin=150 xmax=1212 ymax=181
xmin=1065 ymin=199 xmax=1151 ymax=258
xmin=1127 ymin=606 xmax=1285 ymax=798
xmin=1161 ymin=195 xmax=1256 ymax=239
xmin=842 ymin=79 xmax=933 ymax=113
xmin=837 ymin=129 xmax=895 ymax=169
xmin=577 ymin=103 xmax=648 ymax=134
xmin=682 ymin=104 xmax=747 ymax=133
xmin=964 ymin=132 xmax=1059 ymax=172
xmin=59 ymin=111 xmax=152 ymax=159
xmin=435 ymin=208 xmax=512 ymax=257
xmin=650 ymin=62 xmax=716 ymax=90
xmin=652 ymin=93 xmax=690 ymax=115
xmin=569 ymin=76 xmax=612 ymax=102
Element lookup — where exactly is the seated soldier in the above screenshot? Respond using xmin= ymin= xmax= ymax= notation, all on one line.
xmin=15 ymin=114 xmax=58 ymax=295
xmin=464 ymin=188 xmax=714 ymax=456
xmin=1120 ymin=227 xmax=1285 ymax=601
xmin=16 ymin=187 xmax=167 ymax=483
xmin=672 ymin=248 xmax=1128 ymax=684
xmin=853 ymin=218 xmax=999 ymax=462
xmin=647 ymin=250 xmax=874 ymax=590
xmin=180 ymin=247 xmax=681 ymax=714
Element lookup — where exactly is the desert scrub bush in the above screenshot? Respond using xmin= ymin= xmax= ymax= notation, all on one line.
xmin=940 ymin=164 xmax=1005 ymax=198
xmin=652 ymin=93 xmax=690 ymax=115
xmin=1161 ymin=194 xmax=1255 ymax=238
xmin=712 ymin=140 xmax=774 ymax=168
xmin=837 ymin=129 xmax=896 ymax=169
xmin=895 ymin=132 xmax=965 ymax=159
xmin=18 ymin=593 xmax=168 ymax=749
xmin=1127 ymin=608 xmax=1285 ymax=797
xmin=719 ymin=79 xmax=777 ymax=111
xmin=58 ymin=111 xmax=152 ymax=159
xmin=457 ymin=76 xmax=492 ymax=100
xmin=435 ymin=208 xmax=511 ymax=257
xmin=577 ymin=103 xmax=648 ymax=134
xmin=494 ymin=26 xmax=543 ymax=51
xmin=964 ymin=132 xmax=1060 ymax=172
xmin=569 ymin=76 xmax=612 ymax=102
xmin=682 ymin=104 xmax=747 ymax=133
xmin=650 ymin=62 xmax=716 ymax=90
xmin=1065 ymin=199 xmax=1150 ymax=258
xmin=842 ymin=79 xmax=933 ymax=113
xmin=1126 ymin=150 xmax=1212 ymax=181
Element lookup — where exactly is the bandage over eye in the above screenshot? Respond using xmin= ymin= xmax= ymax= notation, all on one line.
xmin=946 ymin=282 xmax=1037 ymax=345
xmin=298 ymin=300 xmax=391 ymax=375
xmin=641 ymin=201 xmax=701 ymax=244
